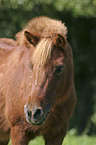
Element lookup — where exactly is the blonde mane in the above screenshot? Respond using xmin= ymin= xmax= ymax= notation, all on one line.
xmin=31 ymin=38 xmax=52 ymax=69
xmin=16 ymin=16 xmax=67 ymax=46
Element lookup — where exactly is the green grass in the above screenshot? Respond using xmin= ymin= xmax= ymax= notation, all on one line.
xmin=8 ymin=133 xmax=96 ymax=145
xmin=64 ymin=134 xmax=96 ymax=145
xmin=29 ymin=135 xmax=96 ymax=145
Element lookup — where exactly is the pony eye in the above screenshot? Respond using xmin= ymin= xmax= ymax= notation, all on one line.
xmin=55 ymin=65 xmax=64 ymax=75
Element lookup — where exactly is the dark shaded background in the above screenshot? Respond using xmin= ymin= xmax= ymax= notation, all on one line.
xmin=0 ymin=0 xmax=96 ymax=135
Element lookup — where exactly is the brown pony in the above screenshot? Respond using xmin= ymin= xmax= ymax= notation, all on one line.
xmin=0 ymin=16 xmax=76 ymax=145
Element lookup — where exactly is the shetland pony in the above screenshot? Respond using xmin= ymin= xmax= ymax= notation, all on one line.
xmin=0 ymin=16 xmax=76 ymax=145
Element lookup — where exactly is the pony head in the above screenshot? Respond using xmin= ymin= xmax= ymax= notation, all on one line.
xmin=17 ymin=17 xmax=73 ymax=125
xmin=24 ymin=31 xmax=72 ymax=125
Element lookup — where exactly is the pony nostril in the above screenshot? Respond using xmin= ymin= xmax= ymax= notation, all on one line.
xmin=27 ymin=111 xmax=32 ymax=118
xmin=33 ymin=109 xmax=42 ymax=119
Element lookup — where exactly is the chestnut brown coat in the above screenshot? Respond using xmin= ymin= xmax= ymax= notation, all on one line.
xmin=0 ymin=16 xmax=76 ymax=145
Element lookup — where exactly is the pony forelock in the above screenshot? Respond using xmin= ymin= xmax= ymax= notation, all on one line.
xmin=31 ymin=38 xmax=52 ymax=69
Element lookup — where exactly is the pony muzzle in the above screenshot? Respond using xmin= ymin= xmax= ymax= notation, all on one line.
xmin=24 ymin=104 xmax=48 ymax=125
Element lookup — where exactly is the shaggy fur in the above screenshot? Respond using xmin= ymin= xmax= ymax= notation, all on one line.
xmin=16 ymin=16 xmax=67 ymax=46
xmin=0 ymin=16 xmax=76 ymax=145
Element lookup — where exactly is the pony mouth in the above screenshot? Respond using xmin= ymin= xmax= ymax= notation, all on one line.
xmin=28 ymin=117 xmax=46 ymax=125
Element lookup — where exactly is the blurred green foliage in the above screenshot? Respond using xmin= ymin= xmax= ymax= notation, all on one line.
xmin=1 ymin=0 xmax=96 ymax=17
xmin=8 ymin=133 xmax=96 ymax=145
xmin=0 ymin=0 xmax=96 ymax=135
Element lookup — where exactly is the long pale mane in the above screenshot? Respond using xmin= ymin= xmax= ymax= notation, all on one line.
xmin=31 ymin=38 xmax=53 ymax=69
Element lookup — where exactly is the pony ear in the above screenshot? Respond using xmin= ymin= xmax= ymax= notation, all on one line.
xmin=24 ymin=31 xmax=40 ymax=46
xmin=53 ymin=34 xmax=66 ymax=49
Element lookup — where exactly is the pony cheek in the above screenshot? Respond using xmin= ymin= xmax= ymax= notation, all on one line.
xmin=52 ymin=75 xmax=65 ymax=100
